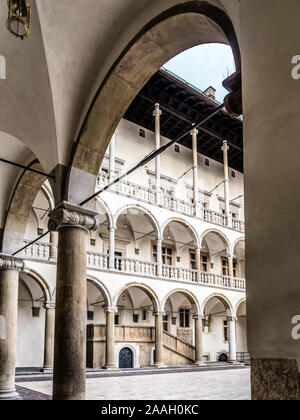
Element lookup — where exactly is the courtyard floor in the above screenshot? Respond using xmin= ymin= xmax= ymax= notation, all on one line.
xmin=15 ymin=365 xmax=251 ymax=400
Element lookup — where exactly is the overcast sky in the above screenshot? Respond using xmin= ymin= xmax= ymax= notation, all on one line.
xmin=163 ymin=43 xmax=235 ymax=103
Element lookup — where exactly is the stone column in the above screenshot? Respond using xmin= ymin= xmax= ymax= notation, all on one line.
xmin=41 ymin=302 xmax=55 ymax=373
xmin=194 ymin=315 xmax=205 ymax=366
xmin=48 ymin=202 xmax=99 ymax=400
xmin=153 ymin=311 xmax=165 ymax=368
xmin=153 ymin=103 xmax=162 ymax=205
xmin=227 ymin=254 xmax=234 ymax=288
xmin=190 ymin=128 xmax=199 ymax=216
xmin=109 ymin=134 xmax=116 ymax=183
xmin=104 ymin=307 xmax=118 ymax=370
xmin=0 ymin=255 xmax=24 ymax=400
xmin=156 ymin=238 xmax=162 ymax=277
xmin=108 ymin=226 xmax=115 ymax=269
xmin=49 ymin=231 xmax=58 ymax=260
xmin=226 ymin=310 xmax=238 ymax=364
xmin=221 ymin=140 xmax=232 ymax=227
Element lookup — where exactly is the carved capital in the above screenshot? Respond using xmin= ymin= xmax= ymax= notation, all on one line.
xmin=48 ymin=201 xmax=99 ymax=232
xmin=44 ymin=301 xmax=55 ymax=309
xmin=104 ymin=307 xmax=118 ymax=314
xmin=221 ymin=140 xmax=229 ymax=152
xmin=153 ymin=103 xmax=162 ymax=117
xmin=190 ymin=128 xmax=199 ymax=136
xmin=193 ymin=313 xmax=204 ymax=320
xmin=0 ymin=255 xmax=24 ymax=271
xmin=153 ymin=311 xmax=165 ymax=317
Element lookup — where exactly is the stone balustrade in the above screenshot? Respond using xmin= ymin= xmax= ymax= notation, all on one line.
xmin=21 ymin=241 xmax=246 ymax=291
xmin=97 ymin=173 xmax=244 ymax=232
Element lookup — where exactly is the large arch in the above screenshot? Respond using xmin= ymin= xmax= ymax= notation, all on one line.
xmin=161 ymin=217 xmax=200 ymax=250
xmin=112 ymin=282 xmax=160 ymax=311
xmin=70 ymin=2 xmax=240 ymax=179
xmin=86 ymin=275 xmax=112 ymax=308
xmin=201 ymin=292 xmax=233 ymax=313
xmin=113 ymin=204 xmax=161 ymax=237
xmin=161 ymin=288 xmax=201 ymax=315
xmin=200 ymin=228 xmax=231 ymax=255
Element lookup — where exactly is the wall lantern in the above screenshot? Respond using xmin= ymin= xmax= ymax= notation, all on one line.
xmin=7 ymin=0 xmax=31 ymax=40
xmin=32 ymin=306 xmax=40 ymax=318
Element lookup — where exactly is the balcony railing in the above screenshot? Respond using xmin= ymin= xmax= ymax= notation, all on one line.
xmin=21 ymin=241 xmax=246 ymax=292
xmin=97 ymin=173 xmax=244 ymax=232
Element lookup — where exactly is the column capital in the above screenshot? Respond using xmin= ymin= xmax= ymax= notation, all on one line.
xmin=226 ymin=309 xmax=236 ymax=321
xmin=190 ymin=128 xmax=199 ymax=136
xmin=221 ymin=140 xmax=230 ymax=152
xmin=153 ymin=103 xmax=162 ymax=117
xmin=193 ymin=313 xmax=204 ymax=320
xmin=44 ymin=301 xmax=55 ymax=309
xmin=48 ymin=201 xmax=99 ymax=232
xmin=153 ymin=311 xmax=165 ymax=317
xmin=0 ymin=254 xmax=24 ymax=271
xmin=104 ymin=307 xmax=118 ymax=314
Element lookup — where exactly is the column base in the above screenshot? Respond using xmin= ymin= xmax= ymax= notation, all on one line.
xmin=103 ymin=365 xmax=117 ymax=371
xmin=0 ymin=390 xmax=22 ymax=400
xmin=154 ymin=363 xmax=166 ymax=369
xmin=251 ymin=358 xmax=300 ymax=400
xmin=229 ymin=360 xmax=240 ymax=365
xmin=195 ymin=361 xmax=206 ymax=367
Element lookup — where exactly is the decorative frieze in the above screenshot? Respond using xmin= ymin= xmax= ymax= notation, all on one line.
xmin=0 ymin=255 xmax=24 ymax=271
xmin=48 ymin=201 xmax=99 ymax=232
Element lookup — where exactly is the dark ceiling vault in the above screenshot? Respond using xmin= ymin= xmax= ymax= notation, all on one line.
xmin=124 ymin=68 xmax=243 ymax=173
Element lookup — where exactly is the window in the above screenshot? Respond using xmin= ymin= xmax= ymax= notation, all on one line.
xmin=174 ymin=145 xmax=180 ymax=153
xmin=37 ymin=228 xmax=43 ymax=235
xmin=233 ymin=259 xmax=238 ymax=277
xmin=190 ymin=251 xmax=196 ymax=269
xmin=142 ymin=310 xmax=148 ymax=321
xmin=222 ymin=257 xmax=229 ymax=276
xmin=205 ymin=159 xmax=210 ymax=167
xmin=223 ymin=320 xmax=228 ymax=342
xmin=231 ymin=171 xmax=236 ymax=178
xmin=201 ymin=253 xmax=209 ymax=272
xmin=87 ymin=311 xmax=94 ymax=321
xmin=163 ymin=315 xmax=169 ymax=332
xmin=133 ymin=314 xmax=139 ymax=323
xmin=90 ymin=238 xmax=96 ymax=246
xmin=114 ymin=314 xmax=119 ymax=325
xmin=179 ymin=309 xmax=190 ymax=328
xmin=152 ymin=244 xmax=174 ymax=265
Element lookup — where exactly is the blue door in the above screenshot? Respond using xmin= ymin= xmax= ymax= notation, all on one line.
xmin=119 ymin=347 xmax=133 ymax=368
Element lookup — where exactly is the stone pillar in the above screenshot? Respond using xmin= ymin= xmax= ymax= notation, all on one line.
xmin=49 ymin=231 xmax=58 ymax=260
xmin=194 ymin=315 xmax=205 ymax=366
xmin=156 ymin=238 xmax=162 ymax=277
xmin=104 ymin=307 xmax=118 ymax=370
xmin=221 ymin=140 xmax=232 ymax=227
xmin=109 ymin=134 xmax=116 ymax=183
xmin=227 ymin=254 xmax=234 ymax=288
xmin=194 ymin=248 xmax=201 ymax=282
xmin=226 ymin=310 xmax=238 ymax=364
xmin=41 ymin=302 xmax=55 ymax=373
xmin=48 ymin=202 xmax=99 ymax=400
xmin=153 ymin=103 xmax=162 ymax=205
xmin=153 ymin=311 xmax=165 ymax=368
xmin=108 ymin=226 xmax=115 ymax=269
xmin=190 ymin=128 xmax=199 ymax=216
xmin=0 ymin=255 xmax=24 ymax=400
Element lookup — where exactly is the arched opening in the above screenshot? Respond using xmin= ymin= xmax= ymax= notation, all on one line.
xmin=202 ymin=294 xmax=232 ymax=362
xmin=118 ymin=347 xmax=133 ymax=369
xmin=235 ymin=299 xmax=248 ymax=363
xmin=233 ymin=239 xmax=245 ymax=280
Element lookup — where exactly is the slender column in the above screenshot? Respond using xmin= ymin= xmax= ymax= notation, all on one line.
xmin=194 ymin=248 xmax=201 ymax=282
xmin=48 ymin=202 xmax=99 ymax=400
xmin=221 ymin=140 xmax=232 ymax=227
xmin=104 ymin=307 xmax=118 ymax=370
xmin=49 ymin=231 xmax=58 ymax=260
xmin=190 ymin=128 xmax=199 ymax=216
xmin=0 ymin=255 xmax=24 ymax=400
xmin=227 ymin=254 xmax=234 ymax=288
xmin=41 ymin=302 xmax=55 ymax=373
xmin=153 ymin=103 xmax=162 ymax=205
xmin=108 ymin=226 xmax=115 ymax=269
xmin=109 ymin=134 xmax=116 ymax=183
xmin=194 ymin=315 xmax=205 ymax=366
xmin=226 ymin=310 xmax=238 ymax=364
xmin=156 ymin=238 xmax=162 ymax=277
xmin=153 ymin=311 xmax=165 ymax=368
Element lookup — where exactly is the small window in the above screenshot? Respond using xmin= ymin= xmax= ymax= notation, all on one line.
xmin=133 ymin=314 xmax=139 ymax=323
xmin=231 ymin=171 xmax=236 ymax=178
xmin=205 ymin=159 xmax=210 ymax=167
xmin=201 ymin=253 xmax=209 ymax=272
xmin=190 ymin=252 xmax=196 ymax=270
xmin=114 ymin=314 xmax=119 ymax=325
xmin=135 ymin=248 xmax=140 ymax=256
xmin=176 ymin=256 xmax=181 ymax=263
xmin=233 ymin=259 xmax=238 ymax=277
xmin=179 ymin=309 xmax=190 ymax=328
xmin=222 ymin=258 xmax=229 ymax=276
xmin=87 ymin=311 xmax=94 ymax=321
xmin=172 ymin=317 xmax=177 ymax=325
xmin=174 ymin=145 xmax=180 ymax=153
xmin=139 ymin=129 xmax=145 ymax=138
xmin=163 ymin=315 xmax=168 ymax=332
xmin=37 ymin=228 xmax=43 ymax=235
xmin=90 ymin=239 xmax=96 ymax=246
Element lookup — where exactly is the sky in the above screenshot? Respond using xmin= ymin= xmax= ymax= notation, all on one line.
xmin=163 ymin=43 xmax=235 ymax=103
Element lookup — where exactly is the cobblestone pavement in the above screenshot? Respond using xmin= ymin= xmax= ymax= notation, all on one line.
xmin=16 ymin=367 xmax=251 ymax=400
